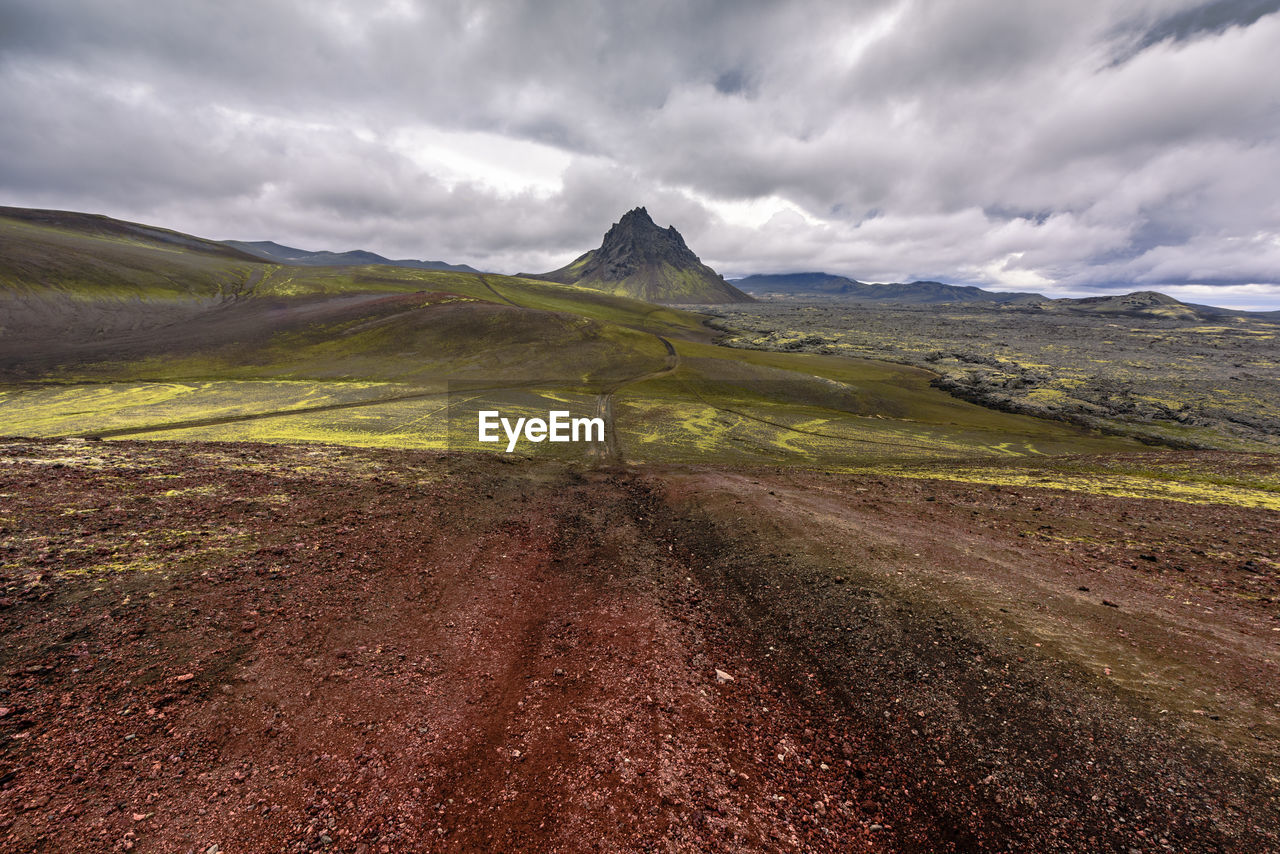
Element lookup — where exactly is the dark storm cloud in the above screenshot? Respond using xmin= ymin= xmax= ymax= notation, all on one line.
xmin=1125 ymin=0 xmax=1280 ymax=56
xmin=0 ymin=0 xmax=1278 ymax=304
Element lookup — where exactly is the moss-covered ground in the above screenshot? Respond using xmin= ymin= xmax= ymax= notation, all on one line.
xmin=4 ymin=209 xmax=1275 ymax=509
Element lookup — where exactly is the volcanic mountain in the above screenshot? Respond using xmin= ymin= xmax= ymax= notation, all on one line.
xmin=534 ymin=207 xmax=752 ymax=304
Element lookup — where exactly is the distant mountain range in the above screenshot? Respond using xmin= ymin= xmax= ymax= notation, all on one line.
xmin=531 ymin=207 xmax=751 ymax=304
xmin=732 ymin=272 xmax=1279 ymax=320
xmin=4 ymin=204 xmax=1271 ymax=319
xmin=733 ymin=272 xmax=1041 ymax=304
xmin=224 ymin=240 xmax=480 ymax=274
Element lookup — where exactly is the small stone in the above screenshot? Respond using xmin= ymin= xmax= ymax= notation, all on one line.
xmin=714 ymin=669 xmax=734 ymax=684
xmin=553 ymin=668 xmax=565 ymax=677
xmin=205 ymin=845 xmax=220 ymax=854
xmin=869 ymin=823 xmax=883 ymax=831
xmin=813 ymin=800 xmax=826 ymax=816
xmin=22 ymin=795 xmax=50 ymax=811
xmin=174 ymin=673 xmax=195 ymax=682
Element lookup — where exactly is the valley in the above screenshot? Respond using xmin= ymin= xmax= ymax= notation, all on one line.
xmin=0 ymin=206 xmax=1277 ymax=852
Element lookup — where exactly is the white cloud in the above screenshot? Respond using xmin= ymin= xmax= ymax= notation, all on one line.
xmin=1156 ymin=283 xmax=1280 ymax=310
xmin=0 ymin=0 xmax=1278 ymax=305
xmin=386 ymin=127 xmax=576 ymax=197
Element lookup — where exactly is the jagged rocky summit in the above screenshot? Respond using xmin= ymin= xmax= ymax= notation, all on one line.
xmin=534 ymin=207 xmax=752 ymax=304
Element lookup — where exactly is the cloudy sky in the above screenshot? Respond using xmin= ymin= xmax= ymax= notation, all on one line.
xmin=2 ymin=1 xmax=1279 ymax=306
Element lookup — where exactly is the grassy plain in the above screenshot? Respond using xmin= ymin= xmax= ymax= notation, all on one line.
xmin=707 ymin=300 xmax=1280 ymax=450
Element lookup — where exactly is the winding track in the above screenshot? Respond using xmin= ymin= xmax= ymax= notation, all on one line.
xmin=592 ymin=333 xmax=680 ymax=464
xmin=478 ymin=276 xmax=683 ymax=464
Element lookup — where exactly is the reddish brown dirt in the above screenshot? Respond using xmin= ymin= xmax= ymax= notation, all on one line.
xmin=0 ymin=440 xmax=1276 ymax=852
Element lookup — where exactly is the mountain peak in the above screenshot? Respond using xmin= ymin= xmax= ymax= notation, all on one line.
xmin=593 ymin=209 xmax=702 ymax=275
xmin=617 ymin=206 xmax=653 ymax=224
xmin=612 ymin=206 xmax=681 ymax=237
xmin=536 ymin=208 xmax=752 ymax=304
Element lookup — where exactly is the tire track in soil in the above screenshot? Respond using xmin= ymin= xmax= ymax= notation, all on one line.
xmin=71 ymin=389 xmax=452 ymax=440
xmin=421 ymin=475 xmax=773 ymax=852
xmin=425 ymin=511 xmax=580 ymax=849
xmin=478 ymin=276 xmax=520 ymax=308
xmin=135 ymin=465 xmax=794 ymax=853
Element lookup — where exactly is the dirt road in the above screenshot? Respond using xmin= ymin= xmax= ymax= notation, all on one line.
xmin=0 ymin=440 xmax=1275 ymax=852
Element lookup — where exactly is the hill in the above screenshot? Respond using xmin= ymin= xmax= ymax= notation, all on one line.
xmin=0 ymin=205 xmax=703 ymax=377
xmin=0 ymin=206 xmax=265 ymax=298
xmin=0 ymin=206 xmax=262 ymax=264
xmin=1043 ymin=290 xmax=1242 ymax=320
xmin=533 ymin=207 xmax=751 ymax=304
xmin=225 ymin=239 xmax=480 ymax=273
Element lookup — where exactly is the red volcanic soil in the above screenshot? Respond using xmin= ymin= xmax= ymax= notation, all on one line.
xmin=0 ymin=440 xmax=1276 ymax=852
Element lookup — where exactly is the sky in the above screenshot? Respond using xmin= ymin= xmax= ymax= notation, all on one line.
xmin=1 ymin=0 xmax=1279 ymax=307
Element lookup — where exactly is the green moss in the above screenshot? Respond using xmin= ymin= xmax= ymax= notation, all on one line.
xmin=844 ymin=458 xmax=1280 ymax=510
